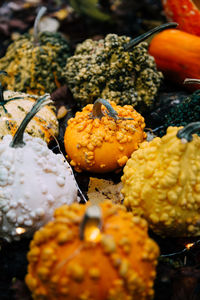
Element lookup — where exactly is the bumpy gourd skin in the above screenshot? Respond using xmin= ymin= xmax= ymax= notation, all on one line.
xmin=0 ymin=134 xmax=78 ymax=242
xmin=157 ymin=90 xmax=200 ymax=137
xmin=0 ymin=32 xmax=70 ymax=95
xmin=64 ymin=101 xmax=146 ymax=173
xmin=122 ymin=126 xmax=200 ymax=237
xmin=65 ymin=34 xmax=163 ymax=110
xmin=26 ymin=201 xmax=159 ymax=300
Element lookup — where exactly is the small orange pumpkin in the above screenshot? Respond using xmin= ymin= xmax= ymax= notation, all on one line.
xmin=64 ymin=99 xmax=146 ymax=173
xmin=25 ymin=200 xmax=159 ymax=300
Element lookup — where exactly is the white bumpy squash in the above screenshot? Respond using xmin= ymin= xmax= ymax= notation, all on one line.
xmin=0 ymin=95 xmax=78 ymax=242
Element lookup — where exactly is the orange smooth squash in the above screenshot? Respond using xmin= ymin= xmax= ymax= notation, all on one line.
xmin=149 ymin=29 xmax=200 ymax=90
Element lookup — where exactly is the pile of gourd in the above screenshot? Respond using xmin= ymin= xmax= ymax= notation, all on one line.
xmin=1 ymin=4 xmax=200 ymax=300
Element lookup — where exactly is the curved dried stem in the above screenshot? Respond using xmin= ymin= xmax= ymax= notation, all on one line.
xmin=10 ymin=94 xmax=52 ymax=148
xmin=176 ymin=122 xmax=200 ymax=142
xmin=34 ymin=6 xmax=47 ymax=46
xmin=124 ymin=22 xmax=178 ymax=51
xmin=91 ymin=98 xmax=133 ymax=121
xmin=184 ymin=78 xmax=200 ymax=85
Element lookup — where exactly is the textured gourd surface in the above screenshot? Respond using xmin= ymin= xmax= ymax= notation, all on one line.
xmin=0 ymin=32 xmax=70 ymax=95
xmin=122 ymin=126 xmax=200 ymax=237
xmin=156 ymin=90 xmax=200 ymax=137
xmin=65 ymin=34 xmax=163 ymax=110
xmin=64 ymin=101 xmax=146 ymax=173
xmin=26 ymin=201 xmax=159 ymax=300
xmin=0 ymin=133 xmax=78 ymax=242
xmin=0 ymin=91 xmax=58 ymax=144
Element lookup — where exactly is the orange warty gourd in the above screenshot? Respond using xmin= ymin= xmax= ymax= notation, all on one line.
xmin=64 ymin=99 xmax=146 ymax=173
xmin=162 ymin=0 xmax=200 ymax=36
xmin=149 ymin=29 xmax=200 ymax=90
xmin=25 ymin=201 xmax=159 ymax=300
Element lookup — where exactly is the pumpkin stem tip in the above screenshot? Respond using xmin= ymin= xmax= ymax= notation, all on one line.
xmin=184 ymin=78 xmax=200 ymax=85
xmin=91 ymin=98 xmax=134 ymax=121
xmin=91 ymin=98 xmax=119 ymax=120
xmin=80 ymin=205 xmax=102 ymax=241
xmin=177 ymin=122 xmax=200 ymax=142
xmin=33 ymin=6 xmax=47 ymax=46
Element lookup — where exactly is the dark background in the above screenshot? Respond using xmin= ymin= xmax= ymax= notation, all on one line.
xmin=0 ymin=1 xmax=200 ymax=300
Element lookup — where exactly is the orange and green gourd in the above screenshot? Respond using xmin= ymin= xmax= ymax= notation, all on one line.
xmin=0 ymin=7 xmax=71 ymax=95
xmin=0 ymin=71 xmax=58 ymax=144
xmin=25 ymin=200 xmax=159 ymax=300
xmin=64 ymin=98 xmax=146 ymax=173
xmin=122 ymin=122 xmax=200 ymax=237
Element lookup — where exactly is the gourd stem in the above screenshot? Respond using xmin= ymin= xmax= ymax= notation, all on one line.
xmin=1 ymin=97 xmax=25 ymax=113
xmin=80 ymin=205 xmax=102 ymax=240
xmin=91 ymin=98 xmax=134 ymax=120
xmin=10 ymin=94 xmax=52 ymax=148
xmin=176 ymin=122 xmax=200 ymax=142
xmin=184 ymin=78 xmax=200 ymax=85
xmin=0 ymin=83 xmax=3 ymax=103
xmin=33 ymin=6 xmax=47 ymax=46
xmin=92 ymin=98 xmax=119 ymax=119
xmin=124 ymin=22 xmax=178 ymax=51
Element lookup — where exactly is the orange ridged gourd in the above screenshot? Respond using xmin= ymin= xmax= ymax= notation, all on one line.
xmin=25 ymin=201 xmax=159 ymax=300
xmin=64 ymin=99 xmax=146 ymax=173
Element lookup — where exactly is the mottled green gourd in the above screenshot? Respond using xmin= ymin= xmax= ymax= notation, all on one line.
xmin=65 ymin=23 xmax=177 ymax=111
xmin=157 ymin=79 xmax=200 ymax=137
xmin=0 ymin=7 xmax=71 ymax=95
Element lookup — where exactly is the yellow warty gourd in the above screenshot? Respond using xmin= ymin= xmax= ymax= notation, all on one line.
xmin=121 ymin=123 xmax=200 ymax=237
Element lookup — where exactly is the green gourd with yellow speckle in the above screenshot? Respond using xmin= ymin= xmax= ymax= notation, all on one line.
xmin=0 ymin=7 xmax=70 ymax=95
xmin=65 ymin=23 xmax=177 ymax=112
